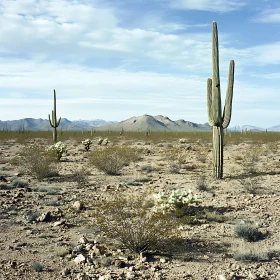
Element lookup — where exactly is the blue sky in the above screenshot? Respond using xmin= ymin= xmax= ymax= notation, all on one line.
xmin=0 ymin=0 xmax=280 ymax=128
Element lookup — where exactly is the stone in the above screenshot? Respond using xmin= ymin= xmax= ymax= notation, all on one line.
xmin=37 ymin=212 xmax=52 ymax=222
xmin=74 ymin=254 xmax=86 ymax=264
xmin=73 ymin=201 xmax=84 ymax=211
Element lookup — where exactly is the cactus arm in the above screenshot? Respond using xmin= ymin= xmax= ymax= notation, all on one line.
xmin=48 ymin=113 xmax=54 ymax=127
xmin=222 ymin=60 xmax=235 ymax=129
xmin=212 ymin=21 xmax=222 ymax=126
xmin=207 ymin=78 xmax=215 ymax=126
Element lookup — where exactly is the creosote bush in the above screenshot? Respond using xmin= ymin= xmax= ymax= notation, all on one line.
xmin=20 ymin=144 xmax=58 ymax=180
xmin=89 ymin=146 xmax=140 ymax=175
xmin=92 ymin=193 xmax=180 ymax=253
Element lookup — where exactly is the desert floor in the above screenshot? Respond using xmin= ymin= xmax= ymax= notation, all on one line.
xmin=0 ymin=133 xmax=280 ymax=280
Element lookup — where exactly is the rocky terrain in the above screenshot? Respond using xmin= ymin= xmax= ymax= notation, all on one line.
xmin=0 ymin=134 xmax=280 ymax=280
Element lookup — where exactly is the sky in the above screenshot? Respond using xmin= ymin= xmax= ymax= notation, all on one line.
xmin=0 ymin=0 xmax=280 ymax=128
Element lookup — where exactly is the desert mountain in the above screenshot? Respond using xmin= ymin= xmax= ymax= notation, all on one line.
xmin=97 ymin=115 xmax=211 ymax=132
xmin=0 ymin=118 xmax=116 ymax=131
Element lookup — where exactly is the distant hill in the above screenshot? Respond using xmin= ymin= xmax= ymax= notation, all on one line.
xmin=97 ymin=115 xmax=211 ymax=132
xmin=0 ymin=118 xmax=116 ymax=131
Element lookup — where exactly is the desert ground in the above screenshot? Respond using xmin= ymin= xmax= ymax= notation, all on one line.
xmin=0 ymin=131 xmax=280 ymax=280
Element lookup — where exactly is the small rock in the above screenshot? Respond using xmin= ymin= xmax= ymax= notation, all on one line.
xmin=61 ymin=268 xmax=71 ymax=276
xmin=37 ymin=212 xmax=52 ymax=222
xmin=72 ymin=201 xmax=84 ymax=211
xmin=115 ymin=260 xmax=126 ymax=268
xmin=79 ymin=236 xmax=89 ymax=244
xmin=74 ymin=254 xmax=86 ymax=264
xmin=53 ymin=220 xmax=65 ymax=227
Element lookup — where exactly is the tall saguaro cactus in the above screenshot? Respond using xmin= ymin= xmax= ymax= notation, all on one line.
xmin=207 ymin=22 xmax=235 ymax=179
xmin=48 ymin=89 xmax=61 ymax=143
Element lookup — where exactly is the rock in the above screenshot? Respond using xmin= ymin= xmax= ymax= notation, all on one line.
xmin=37 ymin=212 xmax=52 ymax=222
xmin=74 ymin=254 xmax=86 ymax=264
xmin=53 ymin=220 xmax=65 ymax=227
xmin=61 ymin=268 xmax=71 ymax=276
xmin=72 ymin=201 xmax=84 ymax=211
xmin=115 ymin=259 xmax=126 ymax=268
xmin=79 ymin=236 xmax=89 ymax=244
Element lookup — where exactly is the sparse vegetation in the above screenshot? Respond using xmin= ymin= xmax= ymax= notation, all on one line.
xmin=89 ymin=146 xmax=140 ymax=175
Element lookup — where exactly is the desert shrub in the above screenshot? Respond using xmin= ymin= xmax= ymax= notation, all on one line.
xmin=20 ymin=144 xmax=58 ymax=180
xmin=195 ymin=175 xmax=209 ymax=191
xmin=165 ymin=147 xmax=187 ymax=174
xmin=11 ymin=178 xmax=28 ymax=188
xmin=33 ymin=185 xmax=61 ymax=195
xmin=239 ymin=177 xmax=261 ymax=194
xmin=140 ymin=164 xmax=153 ymax=174
xmin=239 ymin=148 xmax=260 ymax=174
xmin=72 ymin=168 xmax=90 ymax=187
xmin=89 ymin=146 xmax=140 ymax=175
xmin=32 ymin=262 xmax=44 ymax=272
xmin=233 ymin=242 xmax=271 ymax=262
xmin=92 ymin=193 xmax=179 ymax=253
xmin=234 ymin=221 xmax=262 ymax=242
xmin=0 ymin=183 xmax=9 ymax=190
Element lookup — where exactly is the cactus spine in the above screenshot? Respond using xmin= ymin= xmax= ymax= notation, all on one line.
xmin=207 ymin=22 xmax=235 ymax=179
xmin=48 ymin=89 xmax=61 ymax=143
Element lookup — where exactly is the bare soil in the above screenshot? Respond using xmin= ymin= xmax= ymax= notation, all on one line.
xmin=0 ymin=137 xmax=280 ymax=280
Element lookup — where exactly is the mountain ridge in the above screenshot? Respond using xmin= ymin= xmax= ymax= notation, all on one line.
xmin=0 ymin=116 xmax=279 ymax=132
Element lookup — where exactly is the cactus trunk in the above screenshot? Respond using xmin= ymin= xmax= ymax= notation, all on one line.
xmin=213 ymin=126 xmax=223 ymax=179
xmin=48 ymin=89 xmax=61 ymax=143
xmin=207 ymin=22 xmax=235 ymax=179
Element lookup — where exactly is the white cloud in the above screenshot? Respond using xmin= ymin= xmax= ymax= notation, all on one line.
xmin=254 ymin=8 xmax=280 ymax=23
xmin=169 ymin=0 xmax=246 ymax=12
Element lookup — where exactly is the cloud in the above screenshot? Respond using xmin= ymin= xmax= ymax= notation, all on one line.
xmin=254 ymin=8 xmax=280 ymax=23
xmin=169 ymin=0 xmax=246 ymax=12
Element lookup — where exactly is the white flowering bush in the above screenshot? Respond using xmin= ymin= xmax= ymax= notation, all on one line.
xmin=82 ymin=138 xmax=93 ymax=151
xmin=179 ymin=138 xmax=188 ymax=144
xmin=47 ymin=141 xmax=67 ymax=160
xmin=153 ymin=189 xmax=201 ymax=213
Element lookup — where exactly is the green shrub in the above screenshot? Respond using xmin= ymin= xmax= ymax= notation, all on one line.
xmin=235 ymin=221 xmax=262 ymax=242
xmin=89 ymin=146 xmax=140 ymax=175
xmin=92 ymin=193 xmax=179 ymax=253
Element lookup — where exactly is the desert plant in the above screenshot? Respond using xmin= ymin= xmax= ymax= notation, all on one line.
xmin=11 ymin=178 xmax=28 ymax=188
xmin=153 ymin=189 xmax=201 ymax=213
xmin=89 ymin=146 xmax=139 ymax=175
xmin=234 ymin=221 xmax=262 ymax=242
xmin=72 ymin=168 xmax=90 ymax=187
xmin=207 ymin=21 xmax=235 ymax=179
xmin=46 ymin=141 xmax=67 ymax=160
xmin=82 ymin=138 xmax=93 ymax=151
xmin=239 ymin=177 xmax=261 ymax=194
xmin=48 ymin=89 xmax=61 ymax=143
xmin=196 ymin=175 xmax=209 ymax=191
xmin=239 ymin=149 xmax=259 ymax=175
xmin=20 ymin=144 xmax=58 ymax=179
xmin=92 ymin=193 xmax=179 ymax=253
xmin=32 ymin=262 xmax=44 ymax=272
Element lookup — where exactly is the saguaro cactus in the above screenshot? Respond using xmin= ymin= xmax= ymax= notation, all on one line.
xmin=207 ymin=22 xmax=235 ymax=179
xmin=48 ymin=89 xmax=61 ymax=143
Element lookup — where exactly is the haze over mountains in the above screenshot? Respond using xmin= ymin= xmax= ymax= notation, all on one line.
xmin=0 ymin=115 xmax=279 ymax=132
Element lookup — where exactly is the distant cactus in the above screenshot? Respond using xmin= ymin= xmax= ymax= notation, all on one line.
xmin=207 ymin=22 xmax=235 ymax=179
xmin=48 ymin=89 xmax=61 ymax=143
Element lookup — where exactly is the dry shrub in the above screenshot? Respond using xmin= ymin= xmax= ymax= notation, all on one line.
xmin=89 ymin=146 xmax=140 ymax=175
xmin=240 ymin=148 xmax=260 ymax=174
xmin=92 ymin=193 xmax=179 ymax=253
xmin=20 ymin=144 xmax=58 ymax=180
xmin=165 ymin=147 xmax=187 ymax=174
